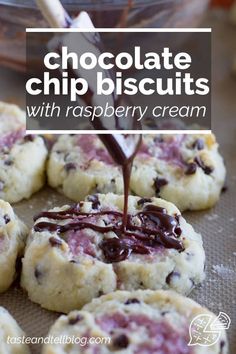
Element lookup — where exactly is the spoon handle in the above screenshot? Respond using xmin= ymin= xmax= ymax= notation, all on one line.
xmin=36 ymin=0 xmax=71 ymax=27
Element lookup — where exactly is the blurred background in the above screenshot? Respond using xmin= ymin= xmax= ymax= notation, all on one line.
xmin=0 ymin=0 xmax=234 ymax=71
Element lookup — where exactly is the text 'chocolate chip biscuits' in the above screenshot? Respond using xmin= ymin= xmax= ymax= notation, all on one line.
xmin=42 ymin=290 xmax=228 ymax=354
xmin=0 ymin=306 xmax=31 ymax=354
xmin=21 ymin=194 xmax=205 ymax=313
xmin=47 ymin=134 xmax=226 ymax=211
xmin=0 ymin=101 xmax=48 ymax=203
xmin=0 ymin=199 xmax=28 ymax=293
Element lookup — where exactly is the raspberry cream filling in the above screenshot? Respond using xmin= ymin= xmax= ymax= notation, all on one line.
xmin=138 ymin=135 xmax=187 ymax=168
xmin=76 ymin=135 xmax=114 ymax=165
xmin=0 ymin=129 xmax=25 ymax=151
xmin=95 ymin=312 xmax=191 ymax=354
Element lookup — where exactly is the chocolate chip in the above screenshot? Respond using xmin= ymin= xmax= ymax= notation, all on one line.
xmin=98 ymin=290 xmax=104 ymax=297
xmin=154 ymin=177 xmax=168 ymax=194
xmin=203 ymin=165 xmax=213 ymax=175
xmin=112 ymin=334 xmax=129 ymax=349
xmin=4 ymin=159 xmax=13 ymax=166
xmin=24 ymin=134 xmax=35 ymax=142
xmin=34 ymin=266 xmax=43 ymax=284
xmin=185 ymin=162 xmax=197 ymax=175
xmin=64 ymin=163 xmax=77 ymax=172
xmin=192 ymin=139 xmax=204 ymax=150
xmin=166 ymin=271 xmax=180 ymax=285
xmin=125 ymin=298 xmax=140 ymax=305
xmin=87 ymin=194 xmax=100 ymax=209
xmin=68 ymin=314 xmax=83 ymax=325
xmin=49 ymin=237 xmax=62 ymax=247
xmin=137 ymin=198 xmax=152 ymax=207
xmin=3 ymin=214 xmax=10 ymax=224
xmin=194 ymin=157 xmax=213 ymax=175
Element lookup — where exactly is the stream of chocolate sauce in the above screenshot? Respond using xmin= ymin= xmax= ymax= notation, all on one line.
xmin=98 ymin=134 xmax=142 ymax=229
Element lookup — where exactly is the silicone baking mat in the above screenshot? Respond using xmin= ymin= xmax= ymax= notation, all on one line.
xmin=0 ymin=11 xmax=235 ymax=354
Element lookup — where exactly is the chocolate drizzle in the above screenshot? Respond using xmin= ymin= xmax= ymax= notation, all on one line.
xmin=185 ymin=162 xmax=197 ymax=175
xmin=34 ymin=203 xmax=184 ymax=263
